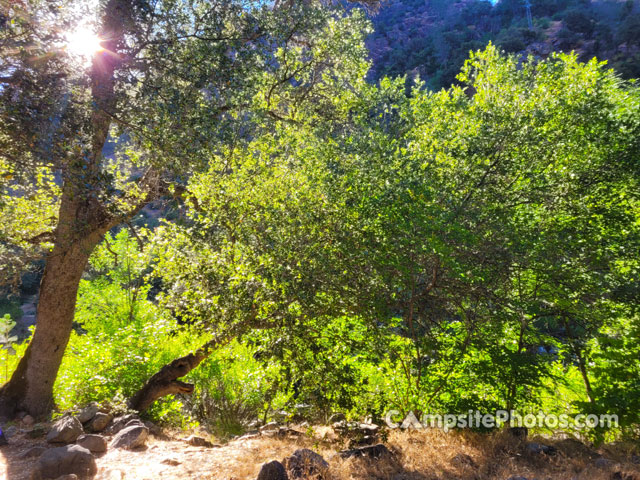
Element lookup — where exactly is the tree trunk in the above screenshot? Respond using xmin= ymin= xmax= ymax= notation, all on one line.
xmin=0 ymin=188 xmax=108 ymax=418
xmin=129 ymin=336 xmax=230 ymax=413
xmin=0 ymin=0 xmax=134 ymax=419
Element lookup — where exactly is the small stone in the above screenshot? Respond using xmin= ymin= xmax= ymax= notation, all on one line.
xmin=4 ymin=425 xmax=18 ymax=438
xmin=47 ymin=416 xmax=83 ymax=444
xmin=88 ymin=412 xmax=112 ymax=433
xmin=285 ymin=449 xmax=329 ymax=479
xmin=19 ymin=446 xmax=48 ymax=458
xmin=259 ymin=422 xmax=279 ymax=432
xmin=77 ymin=403 xmax=100 ymax=424
xmin=28 ymin=424 xmax=48 ymax=438
xmin=76 ymin=434 xmax=107 ymax=453
xmin=161 ymin=458 xmax=181 ymax=466
xmin=339 ymin=443 xmax=392 ymax=459
xmin=23 ymin=415 xmax=35 ymax=427
xmin=526 ymin=442 xmax=557 ymax=456
xmin=185 ymin=435 xmax=214 ymax=448
xmin=451 ymin=453 xmax=477 ymax=468
xmin=33 ymin=444 xmax=96 ymax=479
xmin=595 ymin=457 xmax=614 ymax=468
xmin=111 ymin=424 xmax=148 ymax=450
xmin=328 ymin=413 xmax=346 ymax=423
xmin=257 ymin=460 xmax=289 ymax=480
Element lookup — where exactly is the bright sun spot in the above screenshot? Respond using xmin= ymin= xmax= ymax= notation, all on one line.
xmin=65 ymin=26 xmax=103 ymax=59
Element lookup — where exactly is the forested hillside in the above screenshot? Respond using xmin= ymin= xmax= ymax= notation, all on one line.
xmin=367 ymin=0 xmax=640 ymax=88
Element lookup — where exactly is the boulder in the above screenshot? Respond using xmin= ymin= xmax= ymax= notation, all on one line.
xmin=46 ymin=416 xmax=83 ymax=444
xmin=257 ymin=460 xmax=289 ymax=480
xmin=106 ymin=414 xmax=138 ymax=435
xmin=88 ymin=412 xmax=112 ymax=433
xmin=77 ymin=403 xmax=100 ymax=424
xmin=32 ymin=444 xmax=96 ymax=479
xmin=20 ymin=446 xmax=48 ymax=458
xmin=339 ymin=443 xmax=392 ymax=459
xmin=76 ymin=434 xmax=107 ymax=453
xmin=284 ymin=449 xmax=329 ymax=479
xmin=111 ymin=424 xmax=148 ymax=450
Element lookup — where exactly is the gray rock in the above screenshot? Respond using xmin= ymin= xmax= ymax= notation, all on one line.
xmin=328 ymin=413 xmax=346 ymax=423
xmin=111 ymin=424 xmax=148 ymax=450
xmin=257 ymin=460 xmax=289 ymax=480
xmin=19 ymin=446 xmax=48 ymax=458
xmin=526 ymin=442 xmax=557 ymax=456
xmin=77 ymin=403 xmax=100 ymax=424
xmin=594 ymin=457 xmax=614 ymax=468
xmin=4 ymin=425 xmax=18 ymax=439
xmin=184 ymin=435 xmax=214 ymax=448
xmin=46 ymin=416 xmax=83 ymax=444
xmin=339 ymin=443 xmax=392 ymax=459
xmin=88 ymin=412 xmax=112 ymax=433
xmin=259 ymin=422 xmax=279 ymax=432
xmin=23 ymin=414 xmax=35 ymax=427
xmin=285 ymin=449 xmax=329 ymax=479
xmin=28 ymin=423 xmax=47 ymax=438
xmin=107 ymin=414 xmax=138 ymax=435
xmin=76 ymin=434 xmax=107 ymax=453
xmin=33 ymin=444 xmax=96 ymax=479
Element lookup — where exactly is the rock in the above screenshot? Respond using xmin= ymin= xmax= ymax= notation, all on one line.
xmin=23 ymin=415 xmax=35 ymax=427
xmin=507 ymin=427 xmax=528 ymax=439
xmin=20 ymin=446 xmax=48 ymax=458
xmin=339 ymin=443 xmax=392 ymax=459
xmin=143 ymin=420 xmax=162 ymax=437
xmin=285 ymin=449 xmax=329 ymax=479
xmin=76 ymin=434 xmax=107 ymax=453
xmin=595 ymin=457 xmax=614 ymax=468
xmin=106 ymin=414 xmax=138 ymax=435
xmin=257 ymin=460 xmax=289 ymax=480
xmin=32 ymin=444 xmax=96 ymax=479
xmin=451 ymin=453 xmax=477 ymax=468
xmin=111 ymin=424 xmax=148 ymax=450
xmin=47 ymin=416 xmax=83 ymax=444
xmin=185 ymin=435 xmax=214 ymax=448
xmin=88 ymin=412 xmax=112 ymax=433
xmin=328 ymin=413 xmax=346 ymax=423
xmin=526 ymin=442 xmax=557 ymax=456
xmin=260 ymin=422 xmax=279 ymax=432
xmin=4 ymin=425 xmax=18 ymax=439
xmin=77 ymin=403 xmax=100 ymax=424
xmin=28 ymin=424 xmax=48 ymax=438
xmin=161 ymin=458 xmax=181 ymax=466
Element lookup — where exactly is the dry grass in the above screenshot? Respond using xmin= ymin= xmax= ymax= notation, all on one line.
xmin=1 ymin=425 xmax=639 ymax=480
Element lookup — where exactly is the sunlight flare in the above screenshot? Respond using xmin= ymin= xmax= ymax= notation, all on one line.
xmin=65 ymin=26 xmax=103 ymax=59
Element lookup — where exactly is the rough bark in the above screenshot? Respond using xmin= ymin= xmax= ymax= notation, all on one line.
xmin=128 ymin=336 xmax=231 ymax=413
xmin=0 ymin=0 xmax=134 ymax=419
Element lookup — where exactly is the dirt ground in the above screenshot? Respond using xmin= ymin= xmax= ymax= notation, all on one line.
xmin=1 ymin=425 xmax=639 ymax=480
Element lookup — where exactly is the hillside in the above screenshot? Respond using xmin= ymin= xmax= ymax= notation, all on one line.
xmin=366 ymin=0 xmax=640 ymax=89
